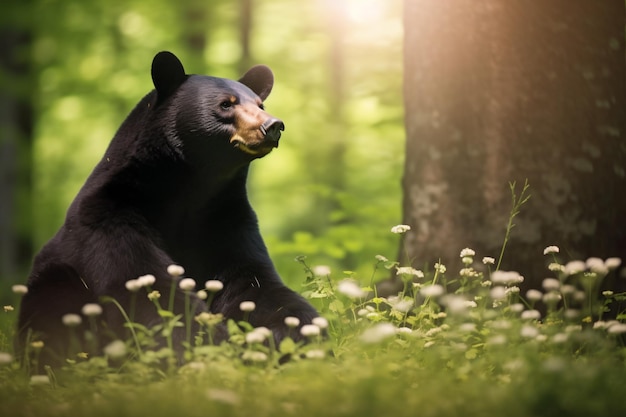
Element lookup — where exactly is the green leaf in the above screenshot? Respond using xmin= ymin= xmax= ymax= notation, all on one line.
xmin=465 ymin=349 xmax=478 ymax=360
xmin=328 ymin=299 xmax=345 ymax=313
xmin=279 ymin=337 xmax=297 ymax=354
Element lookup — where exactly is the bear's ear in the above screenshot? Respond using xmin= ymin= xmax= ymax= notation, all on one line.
xmin=151 ymin=51 xmax=188 ymax=99
xmin=239 ymin=65 xmax=274 ymax=101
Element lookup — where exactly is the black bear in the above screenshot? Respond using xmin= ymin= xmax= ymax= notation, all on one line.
xmin=17 ymin=51 xmax=319 ymax=367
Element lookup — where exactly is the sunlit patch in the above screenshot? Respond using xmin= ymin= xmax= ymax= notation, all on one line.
xmin=322 ymin=0 xmax=387 ymax=25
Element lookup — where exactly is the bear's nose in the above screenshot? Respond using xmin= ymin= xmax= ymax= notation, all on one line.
xmin=260 ymin=118 xmax=285 ymax=144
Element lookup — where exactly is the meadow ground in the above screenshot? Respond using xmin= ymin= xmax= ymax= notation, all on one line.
xmin=1 ymin=242 xmax=625 ymax=417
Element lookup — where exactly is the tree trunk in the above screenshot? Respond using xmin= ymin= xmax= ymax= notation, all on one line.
xmin=390 ymin=0 xmax=625 ymax=293
xmin=0 ymin=3 xmax=34 ymax=282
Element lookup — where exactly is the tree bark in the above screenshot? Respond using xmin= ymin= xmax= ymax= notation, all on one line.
xmin=391 ymin=0 xmax=625 ymax=292
xmin=0 ymin=4 xmax=34 ymax=282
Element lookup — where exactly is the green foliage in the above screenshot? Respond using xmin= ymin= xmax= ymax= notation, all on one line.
xmin=28 ymin=0 xmax=405 ymax=286
xmin=2 ymin=232 xmax=625 ymax=416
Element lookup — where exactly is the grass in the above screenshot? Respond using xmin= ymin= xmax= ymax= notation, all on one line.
xmin=1 ymin=187 xmax=626 ymax=416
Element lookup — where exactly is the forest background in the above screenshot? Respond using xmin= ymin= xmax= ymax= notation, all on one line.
xmin=1 ymin=0 xmax=625 ymax=300
xmin=0 ymin=0 xmax=405 ymax=293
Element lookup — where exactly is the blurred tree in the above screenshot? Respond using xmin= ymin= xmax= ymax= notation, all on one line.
xmin=385 ymin=0 xmax=625 ymax=293
xmin=0 ymin=0 xmax=34 ymax=281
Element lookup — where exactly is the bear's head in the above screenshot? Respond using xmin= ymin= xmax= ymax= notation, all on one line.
xmin=150 ymin=51 xmax=284 ymax=167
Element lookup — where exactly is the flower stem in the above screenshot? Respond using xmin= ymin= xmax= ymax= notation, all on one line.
xmin=496 ymin=179 xmax=531 ymax=271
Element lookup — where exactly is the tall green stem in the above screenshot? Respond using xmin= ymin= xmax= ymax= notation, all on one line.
xmin=496 ymin=179 xmax=531 ymax=271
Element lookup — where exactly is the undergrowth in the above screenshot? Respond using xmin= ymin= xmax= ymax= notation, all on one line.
xmin=1 ymin=182 xmax=625 ymax=417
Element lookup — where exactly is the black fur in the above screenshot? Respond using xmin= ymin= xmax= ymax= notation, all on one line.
xmin=17 ymin=51 xmax=318 ymax=367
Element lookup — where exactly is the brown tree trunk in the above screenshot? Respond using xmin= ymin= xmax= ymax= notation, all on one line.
xmin=0 ymin=4 xmax=34 ymax=282
xmin=390 ymin=0 xmax=625 ymax=293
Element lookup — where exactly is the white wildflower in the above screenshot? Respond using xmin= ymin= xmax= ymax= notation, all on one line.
xmin=357 ymin=308 xmax=369 ymax=317
xmin=312 ymin=317 xmax=329 ymax=329
xmin=542 ymin=278 xmax=560 ymax=291
xmin=179 ymin=278 xmax=196 ymax=291
xmin=489 ymin=286 xmax=507 ymax=300
xmin=482 ymin=256 xmax=495 ymax=265
xmin=548 ymin=262 xmax=565 ymax=272
xmin=196 ymin=290 xmax=208 ymax=300
xmin=605 ymin=257 xmax=622 ymax=270
xmin=0 ymin=352 xmax=13 ymax=366
xmin=573 ymin=291 xmax=586 ymax=303
xmin=491 ymin=270 xmax=524 ymax=286
xmin=593 ymin=320 xmax=608 ymax=329
xmin=607 ymin=323 xmax=626 ymax=334
xmin=103 ymin=340 xmax=127 ymax=359
xmin=521 ymin=310 xmax=541 ymax=320
xmin=147 ymin=290 xmax=161 ymax=301
xmin=434 ymin=263 xmax=446 ymax=274
xmin=62 ymin=314 xmax=82 ymax=327
xmin=305 ymin=349 xmax=326 ymax=359
xmin=487 ymin=335 xmax=507 ymax=346
xmin=137 ymin=274 xmax=156 ymax=287
xmin=520 ymin=325 xmax=540 ymax=338
xmin=488 ymin=320 xmax=512 ymax=330
xmin=300 ymin=324 xmax=321 ymax=337
xmin=460 ymin=268 xmax=478 ymax=277
xmin=375 ymin=255 xmax=389 ymax=262
xmin=420 ymin=284 xmax=444 ymax=298
xmin=391 ymin=224 xmax=411 ymax=234
xmin=586 ymin=257 xmax=608 ymax=275
xmin=526 ymin=289 xmax=543 ymax=301
xmin=366 ymin=312 xmax=381 ymax=320
xmin=245 ymin=330 xmax=267 ymax=344
xmin=505 ymin=286 xmax=520 ymax=296
xmin=284 ymin=316 xmax=300 ymax=328
xmin=29 ymin=375 xmax=50 ymax=386
xmin=125 ymin=279 xmax=142 ymax=292
xmin=81 ymin=303 xmax=103 ymax=317
xmin=11 ymin=284 xmax=28 ymax=295
xmin=425 ymin=327 xmax=442 ymax=337
xmin=391 ymin=298 xmax=415 ymax=313
xmin=602 ymin=290 xmax=614 ymax=297
xmin=563 ymin=260 xmax=586 ymax=275
xmin=360 ymin=323 xmax=396 ymax=344
xmin=242 ymin=351 xmax=268 ymax=362
xmin=565 ymin=325 xmax=582 ymax=333
xmin=441 ymin=295 xmax=476 ymax=315
xmin=460 ymin=248 xmax=475 ymax=258
xmin=205 ymin=280 xmax=224 ymax=292
xmin=167 ymin=264 xmax=185 ymax=277
xmin=312 ymin=265 xmax=331 ymax=276
xmin=543 ymin=245 xmax=560 ymax=255
xmin=337 ymin=279 xmax=366 ymax=299
xmin=396 ymin=266 xmax=424 ymax=278
xmin=396 ymin=327 xmax=413 ymax=335
xmin=542 ymin=291 xmax=562 ymax=304
xmin=239 ymin=301 xmax=256 ymax=312
xmin=509 ymin=303 xmax=524 ymax=313
xmin=459 ymin=323 xmax=476 ymax=333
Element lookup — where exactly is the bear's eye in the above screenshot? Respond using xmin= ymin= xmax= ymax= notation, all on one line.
xmin=220 ymin=100 xmax=233 ymax=110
